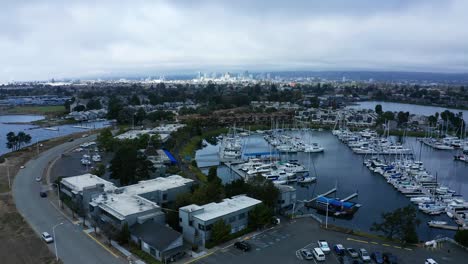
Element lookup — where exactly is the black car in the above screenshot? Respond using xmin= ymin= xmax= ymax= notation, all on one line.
xmin=339 ymin=256 xmax=354 ymax=264
xmin=234 ymin=241 xmax=251 ymax=251
xmin=40 ymin=191 xmax=47 ymax=197
xmin=383 ymin=252 xmax=398 ymax=264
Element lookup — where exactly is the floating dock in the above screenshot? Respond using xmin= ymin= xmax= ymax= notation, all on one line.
xmin=428 ymin=222 xmax=467 ymax=231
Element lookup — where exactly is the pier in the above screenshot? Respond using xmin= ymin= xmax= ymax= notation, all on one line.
xmin=341 ymin=192 xmax=358 ymax=202
xmin=302 ymin=188 xmax=338 ymax=203
xmin=428 ymin=222 xmax=468 ymax=231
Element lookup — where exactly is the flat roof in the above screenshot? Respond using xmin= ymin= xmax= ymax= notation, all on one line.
xmin=61 ymin=174 xmax=116 ymax=193
xmin=182 ymin=195 xmax=262 ymax=222
xmin=119 ymin=175 xmax=193 ymax=196
xmin=92 ymin=192 xmax=159 ymax=219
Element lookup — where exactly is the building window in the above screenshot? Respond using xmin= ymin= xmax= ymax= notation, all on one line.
xmin=238 ymin=213 xmax=246 ymax=220
xmin=162 ymin=193 xmax=168 ymax=200
xmin=229 ymin=216 xmax=236 ymax=223
xmin=198 ymin=224 xmax=205 ymax=230
xmin=150 ymin=247 xmax=156 ymax=256
xmin=189 ymin=220 xmax=193 ymax=226
xmin=206 ymin=224 xmax=213 ymax=231
xmin=179 ymin=217 xmax=182 ymax=222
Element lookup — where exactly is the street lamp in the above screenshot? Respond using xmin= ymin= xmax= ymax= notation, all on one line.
xmin=51 ymin=183 xmax=62 ymax=208
xmin=52 ymin=222 xmax=64 ymax=261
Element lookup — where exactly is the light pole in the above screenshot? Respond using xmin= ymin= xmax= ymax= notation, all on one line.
xmin=325 ymin=198 xmax=329 ymax=229
xmin=52 ymin=222 xmax=64 ymax=261
xmin=51 ymin=183 xmax=62 ymax=208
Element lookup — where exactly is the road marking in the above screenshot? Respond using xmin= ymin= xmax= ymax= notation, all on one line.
xmin=382 ymin=243 xmax=391 ymax=247
xmin=49 ymin=200 xmax=74 ymax=223
xmin=185 ymin=251 xmax=216 ymax=264
xmin=347 ymin=238 xmax=369 ymax=244
xmin=370 ymin=241 xmax=378 ymax=245
xmin=394 ymin=246 xmax=402 ymax=249
xmin=404 ymin=248 xmax=413 ymax=251
xmin=83 ymin=231 xmax=119 ymax=258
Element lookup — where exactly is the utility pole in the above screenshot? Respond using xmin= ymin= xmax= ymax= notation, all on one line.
xmin=53 ymin=222 xmax=64 ymax=261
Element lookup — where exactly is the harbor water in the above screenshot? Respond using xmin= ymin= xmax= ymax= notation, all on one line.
xmin=196 ymin=131 xmax=468 ymax=241
xmin=0 ymin=115 xmax=111 ymax=156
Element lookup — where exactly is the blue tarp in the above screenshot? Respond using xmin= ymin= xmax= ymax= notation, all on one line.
xmin=163 ymin=149 xmax=178 ymax=164
xmin=317 ymin=196 xmax=355 ymax=209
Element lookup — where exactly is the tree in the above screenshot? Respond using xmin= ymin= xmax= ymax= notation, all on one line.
xmin=109 ymin=143 xmax=154 ymax=185
xmin=97 ymin=128 xmax=114 ymax=151
xmin=135 ymin=108 xmax=146 ymax=125
xmin=397 ymin=111 xmax=409 ymax=126
xmin=207 ymin=166 xmax=221 ymax=185
xmin=86 ymin=99 xmax=102 ymax=110
xmin=248 ymin=204 xmax=273 ymax=230
xmin=6 ymin=131 xmax=32 ymax=151
xmin=118 ymin=223 xmax=131 ymax=244
xmin=129 ymin=94 xmax=141 ymax=105
xmin=211 ymin=219 xmax=231 ymax=244
xmin=73 ymin=105 xmax=86 ymax=112
xmin=107 ymin=96 xmax=123 ymax=119
xmin=371 ymin=205 xmax=420 ymax=244
xmin=375 ymin=104 xmax=383 ymax=115
xmin=382 ymin=111 xmax=395 ymax=121
xmin=91 ymin=163 xmax=106 ymax=177
xmin=455 ymin=229 xmax=468 ymax=247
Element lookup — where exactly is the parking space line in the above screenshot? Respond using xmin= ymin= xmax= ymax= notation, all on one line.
xmin=370 ymin=241 xmax=378 ymax=245
xmin=404 ymin=248 xmax=413 ymax=251
xmin=347 ymin=238 xmax=369 ymax=244
xmin=394 ymin=246 xmax=402 ymax=249
xmin=382 ymin=243 xmax=391 ymax=247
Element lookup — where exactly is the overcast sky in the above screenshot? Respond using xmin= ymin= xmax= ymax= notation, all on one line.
xmin=1 ymin=0 xmax=467 ymax=82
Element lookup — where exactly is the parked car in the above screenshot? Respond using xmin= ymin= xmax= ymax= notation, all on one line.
xmin=300 ymin=249 xmax=314 ymax=260
xmin=334 ymin=244 xmax=346 ymax=256
xmin=68 ymin=138 xmax=74 ymax=142
xmin=234 ymin=241 xmax=251 ymax=251
xmin=371 ymin=251 xmax=384 ymax=264
xmin=383 ymin=252 xmax=398 ymax=264
xmin=359 ymin=248 xmax=371 ymax=262
xmin=338 ymin=255 xmax=354 ymax=264
xmin=41 ymin=232 xmax=54 ymax=243
xmin=425 ymin=259 xmax=438 ymax=264
xmin=40 ymin=191 xmax=47 ymax=198
xmin=312 ymin=247 xmax=326 ymax=261
xmin=346 ymin=248 xmax=359 ymax=258
xmin=317 ymin=240 xmax=331 ymax=254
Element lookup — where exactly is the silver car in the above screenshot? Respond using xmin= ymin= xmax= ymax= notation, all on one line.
xmin=41 ymin=232 xmax=54 ymax=243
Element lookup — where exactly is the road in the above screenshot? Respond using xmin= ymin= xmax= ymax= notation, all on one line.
xmin=12 ymin=135 xmax=125 ymax=264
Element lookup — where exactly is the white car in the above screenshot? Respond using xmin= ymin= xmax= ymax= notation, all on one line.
xmin=317 ymin=240 xmax=330 ymax=254
xmin=312 ymin=247 xmax=326 ymax=261
xmin=359 ymin=248 xmax=371 ymax=262
xmin=41 ymin=232 xmax=54 ymax=243
xmin=425 ymin=259 xmax=438 ymax=264
xmin=300 ymin=249 xmax=314 ymax=260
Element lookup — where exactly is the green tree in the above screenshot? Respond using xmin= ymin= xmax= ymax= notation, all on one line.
xmin=135 ymin=108 xmax=146 ymax=125
xmin=207 ymin=166 xmax=221 ymax=185
xmin=73 ymin=105 xmax=86 ymax=112
xmin=248 ymin=204 xmax=273 ymax=230
xmin=118 ymin=222 xmax=130 ymax=244
xmin=91 ymin=163 xmax=106 ymax=177
xmin=97 ymin=128 xmax=114 ymax=151
xmin=371 ymin=205 xmax=420 ymax=244
xmin=375 ymin=104 xmax=383 ymax=115
xmin=109 ymin=143 xmax=154 ymax=185
xmin=117 ymin=107 xmax=137 ymax=125
xmin=129 ymin=94 xmax=141 ymax=105
xmin=455 ymin=229 xmax=468 ymax=247
xmin=6 ymin=131 xmax=32 ymax=151
xmin=86 ymin=99 xmax=102 ymax=110
xmin=211 ymin=219 xmax=231 ymax=244
xmin=107 ymin=96 xmax=124 ymax=119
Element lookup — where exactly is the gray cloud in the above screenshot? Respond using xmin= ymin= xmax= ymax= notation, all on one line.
xmin=0 ymin=0 xmax=467 ymax=82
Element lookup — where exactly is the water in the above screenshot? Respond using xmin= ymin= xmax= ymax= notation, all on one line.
xmin=0 ymin=115 xmax=111 ymax=156
xmin=196 ymin=131 xmax=468 ymax=240
xmin=348 ymin=101 xmax=468 ymax=123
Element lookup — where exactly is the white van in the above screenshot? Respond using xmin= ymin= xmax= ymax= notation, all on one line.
xmin=312 ymin=247 xmax=326 ymax=261
xmin=425 ymin=259 xmax=438 ymax=264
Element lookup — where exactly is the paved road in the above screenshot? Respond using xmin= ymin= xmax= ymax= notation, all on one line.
xmin=13 ymin=135 xmax=125 ymax=264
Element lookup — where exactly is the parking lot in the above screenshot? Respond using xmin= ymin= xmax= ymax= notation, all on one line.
xmin=193 ymin=218 xmax=467 ymax=264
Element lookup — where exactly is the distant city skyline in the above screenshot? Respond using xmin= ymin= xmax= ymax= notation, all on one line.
xmin=1 ymin=0 xmax=468 ymax=82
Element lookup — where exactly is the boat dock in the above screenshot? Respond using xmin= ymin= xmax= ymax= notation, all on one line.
xmin=224 ymin=162 xmax=248 ymax=179
xmin=341 ymin=192 xmax=358 ymax=202
xmin=302 ymin=188 xmax=338 ymax=203
xmin=428 ymin=222 xmax=467 ymax=231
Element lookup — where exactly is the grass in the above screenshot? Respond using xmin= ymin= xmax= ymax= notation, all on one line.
xmin=4 ymin=105 xmax=67 ymax=116
xmin=129 ymin=244 xmax=162 ymax=264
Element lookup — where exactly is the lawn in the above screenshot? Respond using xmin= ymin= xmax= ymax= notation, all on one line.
xmin=5 ymin=105 xmax=67 ymax=116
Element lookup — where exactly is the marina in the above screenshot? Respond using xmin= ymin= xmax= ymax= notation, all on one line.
xmin=196 ymin=128 xmax=468 ymax=240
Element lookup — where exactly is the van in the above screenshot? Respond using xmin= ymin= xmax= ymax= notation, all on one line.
xmin=425 ymin=259 xmax=438 ymax=264
xmin=312 ymin=247 xmax=326 ymax=262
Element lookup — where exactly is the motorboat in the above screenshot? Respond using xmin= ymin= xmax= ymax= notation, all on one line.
xmin=304 ymin=143 xmax=324 ymax=153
